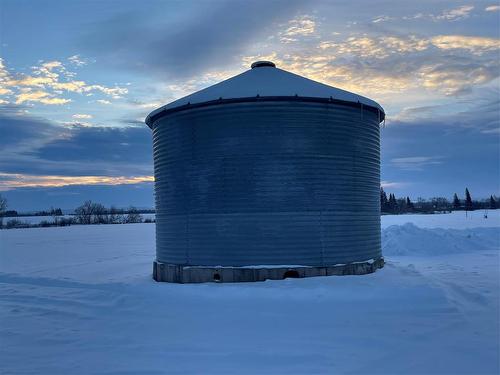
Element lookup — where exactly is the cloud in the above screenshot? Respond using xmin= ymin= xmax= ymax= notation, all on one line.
xmin=319 ymin=35 xmax=429 ymax=58
xmin=481 ymin=127 xmax=500 ymax=134
xmin=72 ymin=3 xmax=497 ymax=107
xmin=68 ymin=55 xmax=87 ymax=67
xmin=80 ymin=0 xmax=305 ymax=79
xmin=59 ymin=121 xmax=93 ymax=127
xmin=390 ymin=93 xmax=500 ymax=131
xmin=435 ymin=5 xmax=474 ymax=21
xmin=0 ymin=110 xmax=62 ymax=152
xmin=249 ymin=31 xmax=499 ymax=97
xmin=280 ymin=15 xmax=316 ymax=43
xmin=0 ymin=111 xmax=152 ymax=179
xmin=372 ymin=5 xmax=475 ymax=23
xmin=15 ymin=89 xmax=72 ymax=105
xmin=86 ymin=84 xmax=127 ymax=98
xmin=0 ymin=173 xmax=153 ymax=191
xmin=485 ymin=5 xmax=500 ymax=12
xmin=72 ymin=114 xmax=93 ymax=119
xmin=391 ymin=156 xmax=444 ymax=171
xmin=431 ymin=35 xmax=500 ymax=54
xmin=133 ymin=101 xmax=163 ymax=109
xmin=318 ymin=34 xmax=499 ymax=58
xmin=97 ymin=99 xmax=111 ymax=105
xmin=164 ymin=69 xmax=237 ymax=101
xmin=0 ymin=58 xmax=14 ymax=96
xmin=381 ymin=104 xmax=499 ymax=198
xmin=372 ymin=15 xmax=394 ymax=24
xmin=37 ymin=97 xmax=71 ymax=105
xmin=381 ymin=181 xmax=407 ymax=189
xmin=1 ymin=59 xmax=128 ymax=105
xmin=417 ymin=61 xmax=498 ymax=96
xmin=37 ymin=124 xmax=150 ymax=158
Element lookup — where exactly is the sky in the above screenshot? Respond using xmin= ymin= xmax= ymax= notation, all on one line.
xmin=0 ymin=0 xmax=499 ymax=211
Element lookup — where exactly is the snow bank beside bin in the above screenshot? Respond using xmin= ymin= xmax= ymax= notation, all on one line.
xmin=383 ymin=223 xmax=499 ymax=256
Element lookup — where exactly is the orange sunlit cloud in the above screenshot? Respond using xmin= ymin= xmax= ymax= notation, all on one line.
xmin=0 ymin=173 xmax=154 ymax=191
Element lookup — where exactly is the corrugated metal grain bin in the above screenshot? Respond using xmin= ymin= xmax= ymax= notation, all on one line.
xmin=146 ymin=61 xmax=385 ymax=283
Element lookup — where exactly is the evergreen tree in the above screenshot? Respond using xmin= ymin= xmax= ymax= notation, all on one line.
xmin=380 ymin=187 xmax=388 ymax=212
xmin=465 ymin=188 xmax=473 ymax=211
xmin=406 ymin=196 xmax=414 ymax=211
xmin=388 ymin=193 xmax=397 ymax=213
xmin=452 ymin=193 xmax=460 ymax=210
xmin=490 ymin=195 xmax=497 ymax=210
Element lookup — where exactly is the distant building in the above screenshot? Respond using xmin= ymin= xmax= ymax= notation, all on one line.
xmin=146 ymin=61 xmax=385 ymax=283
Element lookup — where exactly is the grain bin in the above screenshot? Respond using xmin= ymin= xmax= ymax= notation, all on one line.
xmin=146 ymin=61 xmax=385 ymax=283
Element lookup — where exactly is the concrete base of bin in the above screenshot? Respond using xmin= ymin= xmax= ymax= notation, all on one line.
xmin=152 ymin=257 xmax=384 ymax=283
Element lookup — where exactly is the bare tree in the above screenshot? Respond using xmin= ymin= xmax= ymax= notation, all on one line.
xmin=93 ymin=203 xmax=107 ymax=224
xmin=125 ymin=206 xmax=142 ymax=223
xmin=108 ymin=206 xmax=124 ymax=224
xmin=75 ymin=200 xmax=97 ymax=225
xmin=50 ymin=206 xmax=62 ymax=225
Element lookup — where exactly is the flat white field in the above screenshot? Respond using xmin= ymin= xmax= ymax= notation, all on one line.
xmin=382 ymin=209 xmax=500 ymax=229
xmin=0 ymin=211 xmax=499 ymax=375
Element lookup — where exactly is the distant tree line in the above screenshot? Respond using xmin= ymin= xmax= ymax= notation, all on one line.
xmin=0 ymin=206 xmax=63 ymax=218
xmin=0 ymin=206 xmax=155 ymax=218
xmin=380 ymin=187 xmax=498 ymax=214
xmin=74 ymin=201 xmax=145 ymax=225
xmin=0 ymin=196 xmax=155 ymax=229
xmin=32 ymin=207 xmax=63 ymax=216
xmin=1 ymin=188 xmax=499 ymax=230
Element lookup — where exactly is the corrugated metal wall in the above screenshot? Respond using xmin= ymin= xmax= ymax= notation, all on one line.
xmin=151 ymin=101 xmax=381 ymax=266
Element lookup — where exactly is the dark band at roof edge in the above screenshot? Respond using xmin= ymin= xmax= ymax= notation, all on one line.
xmin=145 ymin=95 xmax=386 ymax=128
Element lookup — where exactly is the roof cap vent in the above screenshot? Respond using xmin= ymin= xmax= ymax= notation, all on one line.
xmin=251 ymin=61 xmax=276 ymax=69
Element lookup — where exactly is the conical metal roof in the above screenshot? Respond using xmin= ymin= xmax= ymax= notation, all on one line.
xmin=146 ymin=61 xmax=384 ymax=127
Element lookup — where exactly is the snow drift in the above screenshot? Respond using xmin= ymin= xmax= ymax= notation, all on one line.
xmin=383 ymin=223 xmax=499 ymax=256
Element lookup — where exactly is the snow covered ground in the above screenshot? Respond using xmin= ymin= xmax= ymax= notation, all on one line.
xmin=382 ymin=209 xmax=500 ymax=229
xmin=0 ymin=212 xmax=499 ymax=374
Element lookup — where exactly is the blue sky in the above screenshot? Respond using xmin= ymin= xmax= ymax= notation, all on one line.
xmin=0 ymin=0 xmax=499 ymax=211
